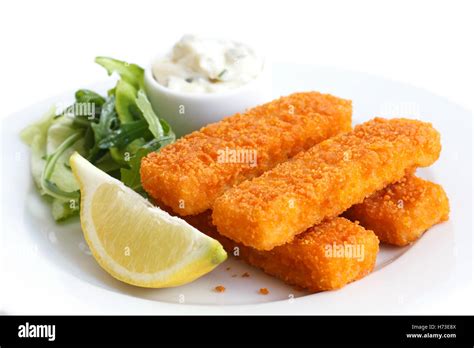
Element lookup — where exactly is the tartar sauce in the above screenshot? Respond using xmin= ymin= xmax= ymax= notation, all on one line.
xmin=152 ymin=35 xmax=263 ymax=93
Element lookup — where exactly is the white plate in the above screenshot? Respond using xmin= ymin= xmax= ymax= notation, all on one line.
xmin=1 ymin=63 xmax=472 ymax=314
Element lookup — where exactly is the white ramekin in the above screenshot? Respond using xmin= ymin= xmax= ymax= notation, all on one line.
xmin=144 ymin=59 xmax=272 ymax=138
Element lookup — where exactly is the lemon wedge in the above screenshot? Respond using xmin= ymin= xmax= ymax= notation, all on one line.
xmin=70 ymin=152 xmax=227 ymax=288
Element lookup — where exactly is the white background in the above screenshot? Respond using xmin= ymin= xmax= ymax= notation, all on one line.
xmin=1 ymin=0 xmax=472 ymax=314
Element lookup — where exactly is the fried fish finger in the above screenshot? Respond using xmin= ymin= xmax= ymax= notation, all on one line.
xmin=185 ymin=213 xmax=379 ymax=292
xmin=212 ymin=118 xmax=441 ymax=250
xmin=140 ymin=92 xmax=352 ymax=215
xmin=344 ymin=175 xmax=450 ymax=246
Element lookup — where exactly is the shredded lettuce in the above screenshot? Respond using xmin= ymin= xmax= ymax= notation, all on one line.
xmin=20 ymin=106 xmax=56 ymax=192
xmin=52 ymin=198 xmax=79 ymax=222
xmin=46 ymin=117 xmax=84 ymax=194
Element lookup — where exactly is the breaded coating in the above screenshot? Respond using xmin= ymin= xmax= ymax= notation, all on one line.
xmin=344 ymin=175 xmax=450 ymax=246
xmin=140 ymin=92 xmax=352 ymax=215
xmin=185 ymin=213 xmax=379 ymax=292
xmin=212 ymin=118 xmax=441 ymax=250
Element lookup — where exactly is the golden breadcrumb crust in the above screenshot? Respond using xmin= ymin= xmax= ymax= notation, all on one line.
xmin=344 ymin=175 xmax=449 ymax=246
xmin=140 ymin=92 xmax=352 ymax=215
xmin=212 ymin=118 xmax=441 ymax=250
xmin=185 ymin=213 xmax=379 ymax=292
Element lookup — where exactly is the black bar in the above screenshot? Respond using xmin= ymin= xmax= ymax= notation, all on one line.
xmin=0 ymin=316 xmax=472 ymax=346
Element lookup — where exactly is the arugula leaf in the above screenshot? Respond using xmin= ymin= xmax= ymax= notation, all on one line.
xmin=95 ymin=57 xmax=144 ymax=90
xmin=135 ymin=89 xmax=175 ymax=142
xmin=89 ymin=96 xmax=119 ymax=160
xmin=120 ymin=136 xmax=174 ymax=191
xmin=92 ymin=96 xmax=118 ymax=138
xmin=144 ymin=135 xmax=175 ymax=150
xmin=83 ymin=125 xmax=95 ymax=151
xmin=98 ymin=119 xmax=149 ymax=149
xmin=136 ymin=89 xmax=165 ymax=138
xmin=75 ymin=89 xmax=105 ymax=106
xmin=94 ymin=151 xmax=123 ymax=173
xmin=115 ymin=80 xmax=141 ymax=123
xmin=159 ymin=118 xmax=173 ymax=137
xmin=120 ymin=147 xmax=150 ymax=191
xmin=67 ymin=90 xmax=106 ymax=128
xmin=108 ymin=138 xmax=144 ymax=167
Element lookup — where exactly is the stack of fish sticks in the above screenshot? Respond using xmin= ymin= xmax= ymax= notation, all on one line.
xmin=141 ymin=92 xmax=449 ymax=292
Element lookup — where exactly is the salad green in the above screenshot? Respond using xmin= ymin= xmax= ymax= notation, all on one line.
xmin=21 ymin=57 xmax=175 ymax=221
